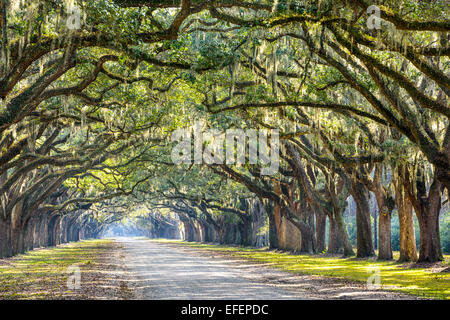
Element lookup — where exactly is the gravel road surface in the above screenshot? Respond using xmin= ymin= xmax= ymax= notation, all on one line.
xmin=116 ymin=238 xmax=420 ymax=300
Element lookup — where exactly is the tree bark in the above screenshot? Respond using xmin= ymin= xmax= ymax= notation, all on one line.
xmin=371 ymin=188 xmax=393 ymax=260
xmin=261 ymin=199 xmax=279 ymax=249
xmin=0 ymin=216 xmax=11 ymax=258
xmin=11 ymin=200 xmax=25 ymax=255
xmin=395 ymin=181 xmax=418 ymax=262
xmin=299 ymin=204 xmax=315 ymax=253
xmin=402 ymin=164 xmax=443 ymax=262
xmin=334 ymin=209 xmax=354 ymax=256
xmin=315 ymin=212 xmax=326 ymax=253
xmin=350 ymin=180 xmax=375 ymax=257
xmin=328 ymin=215 xmax=341 ymax=254
xmin=378 ymin=210 xmax=392 ymax=260
xmin=373 ymin=204 xmax=378 ymax=250
xmin=415 ymin=179 xmax=444 ymax=262
xmin=23 ymin=216 xmax=36 ymax=252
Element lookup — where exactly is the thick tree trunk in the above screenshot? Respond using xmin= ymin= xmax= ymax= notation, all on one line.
xmin=0 ymin=216 xmax=12 ymax=258
xmin=196 ymin=221 xmax=205 ymax=242
xmin=23 ymin=217 xmax=36 ymax=252
xmin=47 ymin=215 xmax=59 ymax=246
xmin=73 ymin=225 xmax=80 ymax=242
xmin=417 ymin=211 xmax=442 ymax=262
xmin=68 ymin=222 xmax=76 ymax=242
xmin=238 ymin=215 xmax=252 ymax=247
xmin=267 ymin=210 xmax=278 ymax=249
xmin=62 ymin=217 xmax=70 ymax=243
xmin=249 ymin=200 xmax=267 ymax=247
xmin=262 ymin=200 xmax=279 ymax=249
xmin=223 ymin=223 xmax=239 ymax=244
xmin=334 ymin=209 xmax=355 ymax=256
xmin=273 ymin=183 xmax=303 ymax=252
xmin=372 ymin=187 xmax=393 ymax=260
xmin=300 ymin=224 xmax=314 ymax=253
xmin=273 ymin=201 xmax=284 ymax=248
xmin=203 ymin=222 xmax=217 ymax=242
xmin=11 ymin=201 xmax=25 ymax=255
xmin=378 ymin=211 xmax=392 ymax=260
xmin=189 ymin=220 xmax=198 ymax=242
xmin=395 ymin=183 xmax=418 ymax=262
xmin=315 ymin=213 xmax=326 ymax=253
xmin=184 ymin=220 xmax=195 ymax=242
xmin=402 ymin=165 xmax=443 ymax=262
xmin=296 ymin=200 xmax=315 ymax=253
xmin=415 ymin=180 xmax=444 ymax=262
xmin=10 ymin=226 xmax=25 ymax=255
xmin=38 ymin=214 xmax=49 ymax=248
xmin=217 ymin=222 xmax=226 ymax=243
xmin=298 ymin=206 xmax=315 ymax=253
xmin=328 ymin=215 xmax=341 ymax=254
xmin=53 ymin=216 xmax=63 ymax=246
xmin=351 ymin=181 xmax=375 ymax=257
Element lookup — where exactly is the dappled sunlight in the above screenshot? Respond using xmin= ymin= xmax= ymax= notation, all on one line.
xmin=0 ymin=240 xmax=132 ymax=300
xmin=165 ymin=240 xmax=450 ymax=299
xmin=117 ymin=238 xmax=304 ymax=300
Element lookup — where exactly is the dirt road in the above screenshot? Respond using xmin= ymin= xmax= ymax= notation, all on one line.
xmin=117 ymin=238 xmax=420 ymax=300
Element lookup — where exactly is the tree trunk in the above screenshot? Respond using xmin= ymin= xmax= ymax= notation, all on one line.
xmin=378 ymin=211 xmax=392 ymax=260
xmin=334 ymin=209 xmax=355 ymax=256
xmin=11 ymin=201 xmax=25 ymax=255
xmin=351 ymin=181 xmax=375 ymax=257
xmin=415 ymin=179 xmax=444 ymax=262
xmin=267 ymin=208 xmax=279 ymax=249
xmin=38 ymin=214 xmax=49 ymax=248
xmin=417 ymin=211 xmax=442 ymax=262
xmin=203 ymin=222 xmax=217 ymax=242
xmin=372 ymin=187 xmax=393 ymax=260
xmin=251 ymin=200 xmax=268 ymax=247
xmin=315 ymin=213 xmax=326 ymax=253
xmin=62 ymin=217 xmax=70 ymax=243
xmin=237 ymin=199 xmax=252 ymax=246
xmin=273 ymin=200 xmax=285 ymax=248
xmin=238 ymin=215 xmax=252 ymax=247
xmin=32 ymin=216 xmax=39 ymax=249
xmin=328 ymin=215 xmax=341 ymax=253
xmin=297 ymin=200 xmax=315 ymax=253
xmin=23 ymin=217 xmax=36 ymax=252
xmin=395 ymin=182 xmax=418 ymax=262
xmin=47 ymin=215 xmax=59 ymax=246
xmin=373 ymin=204 xmax=378 ymax=250
xmin=0 ymin=216 xmax=12 ymax=258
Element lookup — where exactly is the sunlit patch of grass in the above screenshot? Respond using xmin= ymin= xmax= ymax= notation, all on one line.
xmin=152 ymin=239 xmax=450 ymax=300
xmin=0 ymin=239 xmax=113 ymax=300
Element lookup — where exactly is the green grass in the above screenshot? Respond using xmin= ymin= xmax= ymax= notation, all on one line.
xmin=153 ymin=239 xmax=450 ymax=300
xmin=0 ymin=239 xmax=113 ymax=299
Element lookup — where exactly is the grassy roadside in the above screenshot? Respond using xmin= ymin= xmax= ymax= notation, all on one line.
xmin=153 ymin=239 xmax=450 ymax=300
xmin=0 ymin=239 xmax=129 ymax=300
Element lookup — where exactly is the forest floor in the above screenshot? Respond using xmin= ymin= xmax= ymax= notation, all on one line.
xmin=153 ymin=239 xmax=450 ymax=300
xmin=0 ymin=238 xmax=448 ymax=300
xmin=0 ymin=239 xmax=133 ymax=299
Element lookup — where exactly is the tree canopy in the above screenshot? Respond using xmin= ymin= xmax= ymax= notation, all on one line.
xmin=0 ymin=0 xmax=449 ymax=263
